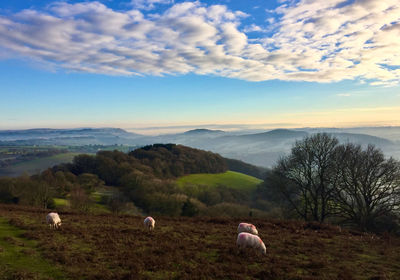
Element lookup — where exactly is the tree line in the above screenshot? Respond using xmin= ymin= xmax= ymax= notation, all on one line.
xmin=260 ymin=133 xmax=400 ymax=232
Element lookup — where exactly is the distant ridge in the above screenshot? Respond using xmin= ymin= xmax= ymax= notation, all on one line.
xmin=0 ymin=127 xmax=131 ymax=134
xmin=183 ymin=129 xmax=225 ymax=135
xmin=238 ymin=129 xmax=308 ymax=140
xmin=0 ymin=126 xmax=399 ymax=168
xmin=329 ymin=132 xmax=393 ymax=146
xmin=0 ymin=127 xmax=142 ymax=145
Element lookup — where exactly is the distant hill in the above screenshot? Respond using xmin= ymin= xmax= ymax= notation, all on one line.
xmin=173 ymin=129 xmax=311 ymax=167
xmin=1 ymin=126 xmax=399 ymax=168
xmin=163 ymin=129 xmax=397 ymax=167
xmin=237 ymin=129 xmax=308 ymax=141
xmin=183 ymin=129 xmax=225 ymax=135
xmin=0 ymin=128 xmax=142 ymax=145
xmin=224 ymin=158 xmax=267 ymax=179
xmin=299 ymin=126 xmax=400 ymax=141
xmin=0 ymin=152 xmax=80 ymax=177
xmin=329 ymin=132 xmax=393 ymax=146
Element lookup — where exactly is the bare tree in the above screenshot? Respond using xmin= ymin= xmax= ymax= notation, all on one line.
xmin=272 ymin=133 xmax=340 ymax=222
xmin=70 ymin=186 xmax=92 ymax=212
xmin=34 ymin=181 xmax=54 ymax=209
xmin=12 ymin=175 xmax=54 ymax=208
xmin=335 ymin=143 xmax=400 ymax=231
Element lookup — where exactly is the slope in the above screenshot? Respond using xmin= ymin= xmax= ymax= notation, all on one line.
xmin=0 ymin=204 xmax=399 ymax=280
xmin=176 ymin=171 xmax=262 ymax=191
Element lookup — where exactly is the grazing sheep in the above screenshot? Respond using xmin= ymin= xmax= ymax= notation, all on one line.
xmin=46 ymin=212 xmax=62 ymax=229
xmin=237 ymin=232 xmax=266 ymax=255
xmin=144 ymin=216 xmax=155 ymax=231
xmin=237 ymin=222 xmax=258 ymax=235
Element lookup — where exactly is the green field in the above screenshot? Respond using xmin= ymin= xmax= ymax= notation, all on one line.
xmin=89 ymin=186 xmax=120 ymax=214
xmin=53 ymin=186 xmax=120 ymax=214
xmin=53 ymin=198 xmax=69 ymax=207
xmin=0 ymin=217 xmax=65 ymax=279
xmin=0 ymin=153 xmax=80 ymax=177
xmin=177 ymin=171 xmax=262 ymax=190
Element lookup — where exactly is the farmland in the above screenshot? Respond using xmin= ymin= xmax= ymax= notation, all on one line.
xmin=0 ymin=144 xmax=137 ymax=177
xmin=177 ymin=171 xmax=263 ymax=190
xmin=0 ymin=204 xmax=399 ymax=279
xmin=0 ymin=153 xmax=80 ymax=177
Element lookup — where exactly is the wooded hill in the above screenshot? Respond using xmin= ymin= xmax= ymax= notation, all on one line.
xmin=0 ymin=144 xmax=267 ymax=217
xmin=63 ymin=143 xmax=236 ymax=184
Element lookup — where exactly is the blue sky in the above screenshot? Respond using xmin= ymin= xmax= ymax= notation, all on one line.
xmin=0 ymin=0 xmax=399 ymax=134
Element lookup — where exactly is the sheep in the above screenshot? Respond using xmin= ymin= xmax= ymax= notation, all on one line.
xmin=46 ymin=212 xmax=62 ymax=229
xmin=237 ymin=222 xmax=258 ymax=235
xmin=237 ymin=232 xmax=266 ymax=255
xmin=144 ymin=216 xmax=155 ymax=231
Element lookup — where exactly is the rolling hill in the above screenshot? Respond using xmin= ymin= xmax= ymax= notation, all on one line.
xmin=130 ymin=128 xmax=400 ymax=167
xmin=0 ymin=144 xmax=270 ymax=218
xmin=1 ymin=127 xmax=399 ymax=169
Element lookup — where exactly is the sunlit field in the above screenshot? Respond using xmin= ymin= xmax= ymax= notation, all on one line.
xmin=0 ymin=204 xmax=399 ymax=279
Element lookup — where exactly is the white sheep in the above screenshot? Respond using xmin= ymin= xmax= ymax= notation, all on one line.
xmin=237 ymin=222 xmax=258 ymax=235
xmin=237 ymin=232 xmax=266 ymax=255
xmin=144 ymin=216 xmax=155 ymax=231
xmin=46 ymin=212 xmax=62 ymax=229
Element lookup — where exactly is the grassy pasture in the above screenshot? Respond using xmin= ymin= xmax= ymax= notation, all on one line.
xmin=0 ymin=217 xmax=65 ymax=279
xmin=53 ymin=186 xmax=119 ymax=214
xmin=0 ymin=204 xmax=399 ymax=279
xmin=177 ymin=171 xmax=262 ymax=190
xmin=53 ymin=198 xmax=69 ymax=207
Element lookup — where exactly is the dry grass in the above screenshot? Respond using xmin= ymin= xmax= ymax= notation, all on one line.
xmin=0 ymin=204 xmax=399 ymax=280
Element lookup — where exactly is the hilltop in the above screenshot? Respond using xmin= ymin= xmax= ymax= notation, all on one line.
xmin=0 ymin=204 xmax=399 ymax=279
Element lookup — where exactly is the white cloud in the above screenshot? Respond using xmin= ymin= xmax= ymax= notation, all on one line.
xmin=336 ymin=93 xmax=351 ymax=97
xmin=266 ymin=17 xmax=274 ymax=24
xmin=0 ymin=0 xmax=399 ymax=85
xmin=130 ymin=0 xmax=173 ymax=10
xmin=243 ymin=24 xmax=262 ymax=33
xmin=267 ymin=0 xmax=400 ymax=85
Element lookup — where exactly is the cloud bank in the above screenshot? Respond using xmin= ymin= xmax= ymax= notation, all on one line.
xmin=0 ymin=0 xmax=399 ymax=84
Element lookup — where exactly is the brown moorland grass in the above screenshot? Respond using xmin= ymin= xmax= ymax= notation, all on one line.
xmin=0 ymin=204 xmax=399 ymax=280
